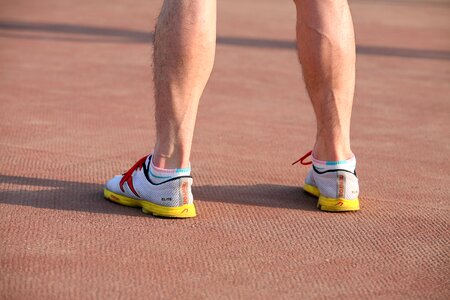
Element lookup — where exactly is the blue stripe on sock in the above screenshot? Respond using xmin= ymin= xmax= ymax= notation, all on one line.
xmin=150 ymin=167 xmax=190 ymax=178
xmin=326 ymin=160 xmax=349 ymax=165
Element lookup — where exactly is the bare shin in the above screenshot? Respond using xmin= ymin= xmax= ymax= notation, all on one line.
xmin=152 ymin=0 xmax=216 ymax=168
xmin=295 ymin=0 xmax=356 ymax=161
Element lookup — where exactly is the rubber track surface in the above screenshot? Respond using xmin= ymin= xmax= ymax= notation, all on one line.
xmin=1 ymin=0 xmax=449 ymax=299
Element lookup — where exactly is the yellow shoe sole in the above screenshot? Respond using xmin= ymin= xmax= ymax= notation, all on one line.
xmin=303 ymin=184 xmax=360 ymax=212
xmin=104 ymin=189 xmax=197 ymax=218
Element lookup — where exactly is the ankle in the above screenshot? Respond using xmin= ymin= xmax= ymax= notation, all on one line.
xmin=313 ymin=140 xmax=353 ymax=161
xmin=152 ymin=150 xmax=190 ymax=169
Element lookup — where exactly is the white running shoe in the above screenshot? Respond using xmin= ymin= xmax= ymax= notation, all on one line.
xmin=294 ymin=151 xmax=360 ymax=212
xmin=104 ymin=155 xmax=196 ymax=218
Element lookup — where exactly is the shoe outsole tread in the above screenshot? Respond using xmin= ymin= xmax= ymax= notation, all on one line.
xmin=104 ymin=189 xmax=197 ymax=218
xmin=303 ymin=184 xmax=360 ymax=212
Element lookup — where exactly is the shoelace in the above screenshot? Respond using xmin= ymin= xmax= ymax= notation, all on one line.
xmin=292 ymin=150 xmax=312 ymax=166
xmin=119 ymin=155 xmax=148 ymax=194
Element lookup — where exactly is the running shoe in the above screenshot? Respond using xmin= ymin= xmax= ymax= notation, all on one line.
xmin=104 ymin=155 xmax=196 ymax=218
xmin=293 ymin=151 xmax=360 ymax=212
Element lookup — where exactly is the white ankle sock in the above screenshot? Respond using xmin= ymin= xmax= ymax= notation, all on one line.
xmin=149 ymin=156 xmax=191 ymax=184
xmin=312 ymin=155 xmax=356 ymax=173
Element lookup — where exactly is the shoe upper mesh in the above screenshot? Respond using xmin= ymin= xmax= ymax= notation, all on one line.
xmin=311 ymin=170 xmax=359 ymax=200
xmin=106 ymin=167 xmax=193 ymax=207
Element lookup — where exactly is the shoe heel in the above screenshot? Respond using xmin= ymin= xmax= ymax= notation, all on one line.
xmin=141 ymin=203 xmax=197 ymax=218
xmin=317 ymin=196 xmax=360 ymax=212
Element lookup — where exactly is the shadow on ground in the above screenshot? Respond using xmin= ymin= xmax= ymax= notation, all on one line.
xmin=1 ymin=20 xmax=449 ymax=60
xmin=0 ymin=175 xmax=318 ymax=216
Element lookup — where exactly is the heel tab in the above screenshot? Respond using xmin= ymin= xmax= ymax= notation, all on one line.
xmin=179 ymin=177 xmax=194 ymax=205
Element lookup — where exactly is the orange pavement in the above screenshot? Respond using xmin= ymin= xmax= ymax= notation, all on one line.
xmin=1 ymin=0 xmax=449 ymax=299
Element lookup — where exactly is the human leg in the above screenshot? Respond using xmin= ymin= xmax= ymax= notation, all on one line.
xmin=104 ymin=0 xmax=216 ymax=217
xmin=294 ymin=0 xmax=355 ymax=161
xmin=153 ymin=0 xmax=217 ymax=169
xmin=293 ymin=0 xmax=359 ymax=211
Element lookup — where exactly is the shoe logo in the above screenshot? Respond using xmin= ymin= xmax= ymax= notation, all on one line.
xmin=119 ymin=155 xmax=148 ymax=198
xmin=181 ymin=182 xmax=189 ymax=205
xmin=336 ymin=201 xmax=344 ymax=207
xmin=181 ymin=208 xmax=189 ymax=214
xmin=120 ymin=176 xmax=141 ymax=198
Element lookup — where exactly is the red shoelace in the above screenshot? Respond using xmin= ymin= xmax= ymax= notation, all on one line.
xmin=292 ymin=150 xmax=313 ymax=166
xmin=119 ymin=155 xmax=148 ymax=197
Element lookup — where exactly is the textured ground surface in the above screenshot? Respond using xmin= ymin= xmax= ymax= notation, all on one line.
xmin=1 ymin=0 xmax=449 ymax=299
